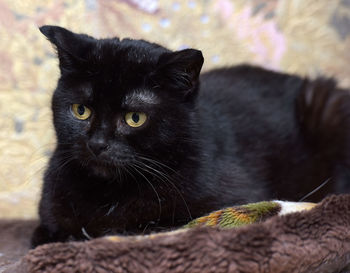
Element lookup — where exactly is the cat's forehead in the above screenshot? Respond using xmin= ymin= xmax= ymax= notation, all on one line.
xmin=59 ymin=37 xmax=167 ymax=105
xmin=83 ymin=39 xmax=166 ymax=87
xmin=67 ymin=78 xmax=160 ymax=108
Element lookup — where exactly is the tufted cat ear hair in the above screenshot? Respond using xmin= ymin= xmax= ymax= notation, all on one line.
xmin=39 ymin=25 xmax=96 ymax=74
xmin=155 ymin=48 xmax=204 ymax=99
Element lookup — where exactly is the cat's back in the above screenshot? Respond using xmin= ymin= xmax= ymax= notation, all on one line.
xmin=198 ymin=65 xmax=303 ymax=118
xmin=197 ymin=65 xmax=304 ymax=153
xmin=194 ymin=65 xmax=304 ymax=201
xmin=196 ymin=64 xmax=350 ymax=201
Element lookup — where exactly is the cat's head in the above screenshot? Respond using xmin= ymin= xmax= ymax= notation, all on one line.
xmin=40 ymin=26 xmax=203 ymax=179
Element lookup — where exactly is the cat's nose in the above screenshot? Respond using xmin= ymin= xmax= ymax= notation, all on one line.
xmin=87 ymin=141 xmax=109 ymax=157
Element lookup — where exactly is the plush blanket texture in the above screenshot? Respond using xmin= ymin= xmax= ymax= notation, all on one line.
xmin=2 ymin=195 xmax=350 ymax=273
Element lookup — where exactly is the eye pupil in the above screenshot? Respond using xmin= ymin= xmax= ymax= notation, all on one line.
xmin=77 ymin=105 xmax=85 ymax=115
xmin=132 ymin=113 xmax=139 ymax=123
xmin=125 ymin=112 xmax=146 ymax=127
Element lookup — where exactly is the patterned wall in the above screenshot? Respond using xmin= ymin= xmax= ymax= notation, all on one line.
xmin=1 ymin=0 xmax=350 ymax=218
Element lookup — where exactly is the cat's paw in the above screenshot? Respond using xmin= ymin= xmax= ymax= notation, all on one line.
xmin=30 ymin=225 xmax=69 ymax=248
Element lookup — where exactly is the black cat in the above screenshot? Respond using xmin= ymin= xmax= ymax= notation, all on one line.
xmin=31 ymin=25 xmax=350 ymax=247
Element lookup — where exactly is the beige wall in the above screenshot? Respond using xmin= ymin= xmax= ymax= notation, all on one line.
xmin=1 ymin=0 xmax=349 ymax=218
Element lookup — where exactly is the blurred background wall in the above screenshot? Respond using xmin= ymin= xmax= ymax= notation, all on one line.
xmin=0 ymin=0 xmax=350 ymax=218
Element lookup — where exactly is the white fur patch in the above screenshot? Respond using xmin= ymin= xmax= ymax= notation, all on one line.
xmin=274 ymin=201 xmax=316 ymax=215
xmin=124 ymin=90 xmax=160 ymax=106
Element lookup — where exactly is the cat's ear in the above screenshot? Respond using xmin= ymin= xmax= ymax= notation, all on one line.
xmin=155 ymin=49 xmax=204 ymax=99
xmin=39 ymin=25 xmax=96 ymax=74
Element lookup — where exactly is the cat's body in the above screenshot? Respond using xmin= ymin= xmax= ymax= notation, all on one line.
xmin=31 ymin=26 xmax=350 ymax=247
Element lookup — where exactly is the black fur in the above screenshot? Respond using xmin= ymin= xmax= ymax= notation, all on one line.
xmin=31 ymin=25 xmax=350 ymax=247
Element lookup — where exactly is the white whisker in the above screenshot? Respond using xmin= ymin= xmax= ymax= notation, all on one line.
xmin=299 ymin=177 xmax=331 ymax=202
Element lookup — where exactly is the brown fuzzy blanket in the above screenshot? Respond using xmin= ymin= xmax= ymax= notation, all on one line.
xmin=2 ymin=194 xmax=350 ymax=273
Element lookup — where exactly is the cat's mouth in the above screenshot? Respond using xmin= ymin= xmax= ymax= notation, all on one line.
xmin=86 ymin=157 xmax=134 ymax=179
xmin=90 ymin=157 xmax=132 ymax=168
xmin=81 ymin=145 xmax=137 ymax=178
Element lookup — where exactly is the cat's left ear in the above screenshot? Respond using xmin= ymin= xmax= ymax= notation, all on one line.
xmin=39 ymin=25 xmax=96 ymax=74
xmin=155 ymin=49 xmax=204 ymax=99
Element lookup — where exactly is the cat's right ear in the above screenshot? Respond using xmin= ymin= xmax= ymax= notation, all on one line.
xmin=154 ymin=49 xmax=204 ymax=100
xmin=39 ymin=25 xmax=96 ymax=74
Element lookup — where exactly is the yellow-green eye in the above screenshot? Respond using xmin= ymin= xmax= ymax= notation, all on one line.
xmin=125 ymin=112 xmax=147 ymax=127
xmin=71 ymin=104 xmax=91 ymax=120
